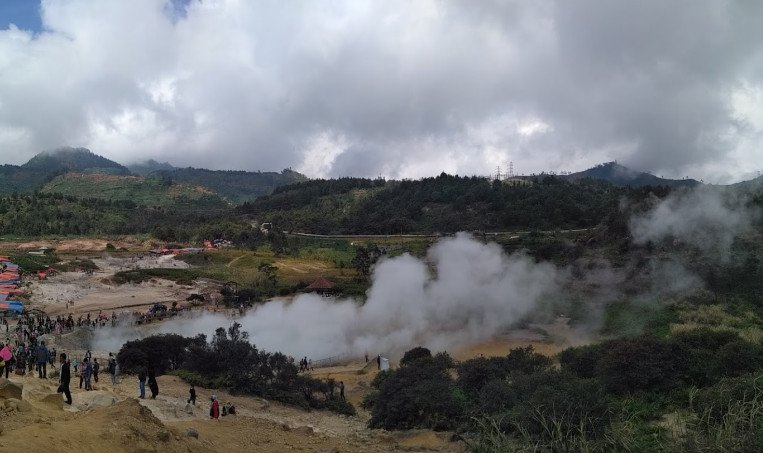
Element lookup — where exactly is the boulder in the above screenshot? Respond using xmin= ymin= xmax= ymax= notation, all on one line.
xmin=157 ymin=429 xmax=171 ymax=442
xmin=0 ymin=379 xmax=23 ymax=400
xmin=7 ymin=398 xmax=32 ymax=412
xmin=185 ymin=428 xmax=199 ymax=439
xmin=293 ymin=425 xmax=315 ymax=436
xmin=89 ymin=393 xmax=116 ymax=408
xmin=41 ymin=392 xmax=64 ymax=410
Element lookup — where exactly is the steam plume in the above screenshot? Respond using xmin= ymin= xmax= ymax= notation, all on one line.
xmin=94 ymin=234 xmax=561 ymax=359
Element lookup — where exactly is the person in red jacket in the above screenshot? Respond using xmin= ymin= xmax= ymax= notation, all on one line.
xmin=210 ymin=395 xmax=220 ymax=420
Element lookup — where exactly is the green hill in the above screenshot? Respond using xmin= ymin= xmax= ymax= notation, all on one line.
xmin=152 ymin=167 xmax=308 ymax=204
xmin=127 ymin=159 xmax=177 ymax=176
xmin=0 ymin=164 xmax=55 ymax=195
xmin=22 ymin=147 xmax=129 ymax=175
xmin=40 ymin=173 xmax=229 ymax=210
xmin=564 ymin=162 xmax=700 ymax=187
xmin=238 ymin=174 xmax=626 ymax=234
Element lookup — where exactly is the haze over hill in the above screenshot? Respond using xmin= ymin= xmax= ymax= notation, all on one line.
xmin=0 ymin=148 xmax=307 ymax=202
xmin=563 ymin=162 xmax=701 ymax=188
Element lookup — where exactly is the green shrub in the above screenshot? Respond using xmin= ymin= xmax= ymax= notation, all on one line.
xmin=400 ymin=346 xmax=432 ymax=366
xmin=596 ymin=336 xmax=689 ymax=394
xmin=681 ymin=374 xmax=763 ymax=452
xmin=120 ymin=323 xmax=355 ymax=416
xmin=711 ymin=341 xmax=763 ymax=380
xmin=369 ymin=349 xmax=464 ymax=430
xmin=559 ymin=343 xmax=605 ymax=379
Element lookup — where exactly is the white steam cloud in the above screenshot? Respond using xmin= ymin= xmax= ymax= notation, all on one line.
xmin=629 ymin=186 xmax=758 ymax=256
xmin=94 ymin=234 xmax=561 ymax=359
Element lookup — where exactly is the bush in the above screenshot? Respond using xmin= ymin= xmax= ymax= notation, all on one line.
xmin=458 ymin=346 xmax=552 ymax=397
xmin=120 ymin=324 xmax=355 ymax=416
xmin=400 ymin=346 xmax=432 ymax=366
xmin=559 ymin=344 xmax=605 ymax=379
xmin=117 ymin=333 xmax=195 ymax=374
xmin=369 ymin=349 xmax=464 ymax=430
xmin=681 ymin=374 xmax=763 ymax=452
xmin=472 ymin=371 xmax=612 ymax=450
xmin=596 ymin=336 xmax=689 ymax=394
xmin=711 ymin=341 xmax=763 ymax=379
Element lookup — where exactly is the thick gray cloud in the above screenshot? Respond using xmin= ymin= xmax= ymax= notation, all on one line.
xmin=0 ymin=0 xmax=761 ymax=182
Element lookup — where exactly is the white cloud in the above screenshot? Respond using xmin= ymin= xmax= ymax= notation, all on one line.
xmin=0 ymin=0 xmax=760 ymax=182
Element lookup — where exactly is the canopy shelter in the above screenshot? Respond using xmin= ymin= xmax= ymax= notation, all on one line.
xmin=0 ymin=300 xmax=23 ymax=313
xmin=305 ymin=277 xmax=337 ymax=295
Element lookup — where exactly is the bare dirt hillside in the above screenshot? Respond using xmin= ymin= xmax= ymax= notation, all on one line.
xmin=1 ymin=370 xmax=463 ymax=452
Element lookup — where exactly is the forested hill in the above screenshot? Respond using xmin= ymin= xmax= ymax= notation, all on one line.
xmin=237 ymin=174 xmax=629 ymax=234
xmin=150 ymin=167 xmax=308 ymax=204
xmin=22 ymin=147 xmax=129 ymax=175
xmin=563 ymin=162 xmax=700 ymax=188
xmin=0 ymin=147 xmax=130 ymax=194
xmin=0 ymin=148 xmax=307 ymax=201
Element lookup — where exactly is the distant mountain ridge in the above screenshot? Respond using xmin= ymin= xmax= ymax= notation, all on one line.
xmin=22 ymin=147 xmax=129 ymax=175
xmin=40 ymin=172 xmax=228 ymax=210
xmin=127 ymin=159 xmax=177 ymax=176
xmin=151 ymin=167 xmax=308 ymax=204
xmin=0 ymin=148 xmax=308 ymax=202
xmin=563 ymin=162 xmax=701 ymax=188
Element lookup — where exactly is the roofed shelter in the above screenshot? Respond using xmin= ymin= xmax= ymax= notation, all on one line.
xmin=305 ymin=277 xmax=337 ymax=296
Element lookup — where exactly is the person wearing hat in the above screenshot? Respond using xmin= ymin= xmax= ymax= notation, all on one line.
xmin=210 ymin=395 xmax=220 ymax=420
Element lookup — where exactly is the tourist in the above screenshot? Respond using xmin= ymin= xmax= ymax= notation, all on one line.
xmin=107 ymin=353 xmax=117 ymax=385
xmin=92 ymin=358 xmax=99 ymax=383
xmin=138 ymin=367 xmax=146 ymax=398
xmin=57 ymin=353 xmax=72 ymax=405
xmin=210 ymin=395 xmax=220 ymax=420
xmin=148 ymin=368 xmax=159 ymax=399
xmin=82 ymin=357 xmax=93 ymax=390
xmin=339 ymin=381 xmax=345 ymax=401
xmin=35 ymin=340 xmax=49 ymax=378
xmin=188 ymin=384 xmax=196 ymax=406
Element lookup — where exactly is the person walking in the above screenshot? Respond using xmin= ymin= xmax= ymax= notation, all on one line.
xmin=57 ymin=353 xmax=72 ymax=405
xmin=138 ymin=367 xmax=147 ymax=399
xmin=107 ymin=353 xmax=117 ymax=385
xmin=339 ymin=381 xmax=345 ymax=401
xmin=82 ymin=358 xmax=93 ymax=390
xmin=147 ymin=368 xmax=158 ymax=399
xmin=35 ymin=340 xmax=49 ymax=378
xmin=92 ymin=358 xmax=99 ymax=383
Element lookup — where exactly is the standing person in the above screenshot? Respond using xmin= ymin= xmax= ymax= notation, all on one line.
xmin=82 ymin=358 xmax=93 ymax=390
xmin=138 ymin=367 xmax=146 ymax=399
xmin=107 ymin=353 xmax=117 ymax=385
xmin=49 ymin=347 xmax=57 ymax=370
xmin=339 ymin=381 xmax=345 ymax=401
xmin=377 ymin=355 xmax=381 ymax=370
xmin=0 ymin=342 xmax=11 ymax=378
xmin=188 ymin=384 xmax=196 ymax=406
xmin=210 ymin=395 xmax=220 ymax=420
xmin=57 ymin=353 xmax=72 ymax=405
xmin=147 ymin=368 xmax=158 ymax=399
xmin=92 ymin=358 xmax=99 ymax=383
xmin=35 ymin=340 xmax=49 ymax=378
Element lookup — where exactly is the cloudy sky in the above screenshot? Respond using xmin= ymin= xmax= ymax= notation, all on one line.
xmin=0 ymin=0 xmax=761 ymax=182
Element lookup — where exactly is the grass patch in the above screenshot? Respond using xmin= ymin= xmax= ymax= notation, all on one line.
xmin=112 ymin=268 xmax=202 ymax=285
